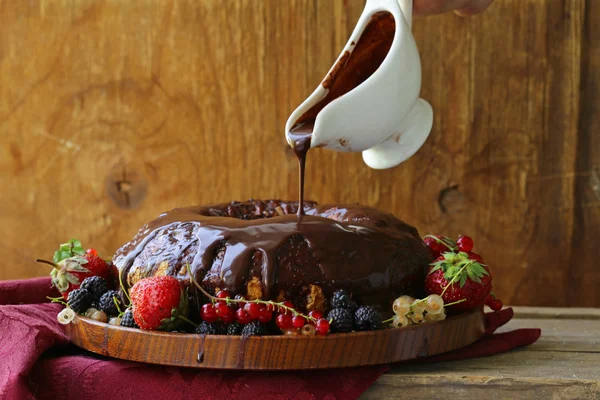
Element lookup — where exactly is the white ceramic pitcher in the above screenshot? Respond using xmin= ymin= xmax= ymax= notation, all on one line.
xmin=285 ymin=0 xmax=433 ymax=170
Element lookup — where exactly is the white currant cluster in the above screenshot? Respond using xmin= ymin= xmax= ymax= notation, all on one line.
xmin=390 ymin=294 xmax=446 ymax=328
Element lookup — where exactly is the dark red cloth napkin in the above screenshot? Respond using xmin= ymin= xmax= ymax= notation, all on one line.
xmin=0 ymin=278 xmax=540 ymax=400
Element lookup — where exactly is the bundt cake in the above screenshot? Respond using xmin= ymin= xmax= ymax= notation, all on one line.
xmin=112 ymin=200 xmax=432 ymax=313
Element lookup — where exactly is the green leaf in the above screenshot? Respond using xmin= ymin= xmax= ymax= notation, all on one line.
xmin=65 ymin=272 xmax=80 ymax=286
xmin=53 ymin=239 xmax=85 ymax=263
xmin=429 ymin=264 xmax=443 ymax=274
xmin=459 ymin=273 xmax=468 ymax=287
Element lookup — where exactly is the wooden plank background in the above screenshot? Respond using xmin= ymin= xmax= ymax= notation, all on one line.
xmin=0 ymin=0 xmax=598 ymax=307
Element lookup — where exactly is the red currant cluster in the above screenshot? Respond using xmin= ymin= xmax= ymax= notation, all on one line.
xmin=424 ymin=234 xmax=503 ymax=311
xmin=274 ymin=308 xmax=330 ymax=336
xmin=199 ymin=290 xmax=331 ymax=335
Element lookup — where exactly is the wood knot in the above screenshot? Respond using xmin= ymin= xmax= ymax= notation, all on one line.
xmin=105 ymin=163 xmax=148 ymax=209
xmin=438 ymin=185 xmax=464 ymax=214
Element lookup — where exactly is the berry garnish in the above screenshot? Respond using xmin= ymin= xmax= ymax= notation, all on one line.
xmin=196 ymin=321 xmax=224 ymax=335
xmin=292 ymin=315 xmax=306 ymax=329
xmin=308 ymin=310 xmax=323 ymax=321
xmin=327 ymin=308 xmax=353 ymax=333
xmin=129 ymin=276 xmax=189 ymax=331
xmin=86 ymin=248 xmax=98 ymax=256
xmin=301 ymin=324 xmax=316 ymax=336
xmin=330 ymin=289 xmax=352 ymax=309
xmin=354 ymin=306 xmax=382 ymax=331
xmin=214 ymin=302 xmax=229 ymax=317
xmin=488 ymin=299 xmax=503 ymax=311
xmin=456 ymin=235 xmax=474 ymax=253
xmin=120 ymin=309 xmax=139 ymax=328
xmin=275 ymin=313 xmax=293 ymax=330
xmin=257 ymin=306 xmax=273 ymax=323
xmin=241 ymin=321 xmax=268 ymax=336
xmin=227 ymin=322 xmax=244 ymax=335
xmin=98 ymin=290 xmax=122 ymax=317
xmin=67 ymin=288 xmax=94 ymax=314
xmin=221 ymin=306 xmax=236 ymax=324
xmin=216 ymin=290 xmax=231 ymax=302
xmin=315 ymin=318 xmax=330 ymax=335
xmin=236 ymin=308 xmax=252 ymax=324
xmin=423 ymin=235 xmax=456 ymax=258
xmin=201 ymin=303 xmax=218 ymax=323
xmin=244 ymin=303 xmax=261 ymax=320
xmin=425 ymin=251 xmax=492 ymax=311
xmin=468 ymin=252 xmax=484 ymax=263
xmin=79 ymin=276 xmax=109 ymax=302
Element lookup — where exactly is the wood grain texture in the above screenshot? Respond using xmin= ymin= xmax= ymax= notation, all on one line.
xmin=0 ymin=1 xmax=598 ymax=307
xmin=66 ymin=309 xmax=485 ymax=370
xmin=363 ymin=308 xmax=600 ymax=399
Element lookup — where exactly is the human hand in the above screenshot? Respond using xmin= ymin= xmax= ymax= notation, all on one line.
xmin=413 ymin=0 xmax=493 ymax=16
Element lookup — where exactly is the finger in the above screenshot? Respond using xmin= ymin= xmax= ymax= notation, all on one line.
xmin=454 ymin=0 xmax=494 ymax=16
xmin=413 ymin=0 xmax=475 ymax=17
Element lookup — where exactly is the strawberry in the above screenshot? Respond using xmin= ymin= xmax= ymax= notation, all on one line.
xmin=129 ymin=276 xmax=189 ymax=331
xmin=425 ymin=251 xmax=492 ymax=312
xmin=37 ymin=239 xmax=112 ymax=300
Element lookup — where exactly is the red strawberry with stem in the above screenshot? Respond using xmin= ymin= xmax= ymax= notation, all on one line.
xmin=425 ymin=251 xmax=493 ymax=311
xmin=37 ymin=240 xmax=112 ymax=300
xmin=129 ymin=276 xmax=191 ymax=331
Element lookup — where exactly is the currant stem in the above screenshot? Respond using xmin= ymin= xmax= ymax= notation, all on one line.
xmin=382 ymin=316 xmax=395 ymax=324
xmin=423 ymin=235 xmax=456 ymax=251
xmin=46 ymin=296 xmax=67 ymax=306
xmin=189 ymin=274 xmax=318 ymax=323
xmin=444 ymin=299 xmax=467 ymax=307
xmin=118 ymin=269 xmax=132 ymax=305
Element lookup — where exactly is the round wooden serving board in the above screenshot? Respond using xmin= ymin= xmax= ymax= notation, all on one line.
xmin=66 ymin=309 xmax=484 ymax=370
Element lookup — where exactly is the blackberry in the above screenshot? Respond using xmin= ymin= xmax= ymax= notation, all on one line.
xmin=354 ymin=306 xmax=382 ymax=331
xmin=330 ymin=289 xmax=352 ymax=309
xmin=120 ymin=309 xmax=139 ymax=328
xmin=347 ymin=300 xmax=358 ymax=314
xmin=196 ymin=321 xmax=224 ymax=335
xmin=227 ymin=322 xmax=244 ymax=335
xmin=67 ymin=288 xmax=94 ymax=314
xmin=241 ymin=321 xmax=267 ymax=336
xmin=327 ymin=308 xmax=353 ymax=333
xmin=98 ymin=290 xmax=122 ymax=316
xmin=80 ymin=276 xmax=108 ymax=301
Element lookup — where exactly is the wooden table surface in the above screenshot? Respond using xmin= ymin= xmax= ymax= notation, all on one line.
xmin=362 ymin=307 xmax=600 ymax=399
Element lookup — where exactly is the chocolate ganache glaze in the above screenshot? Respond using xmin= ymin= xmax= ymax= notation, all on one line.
xmin=113 ymin=200 xmax=431 ymax=312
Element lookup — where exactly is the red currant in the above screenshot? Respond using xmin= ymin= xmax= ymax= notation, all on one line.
xmin=86 ymin=248 xmax=98 ymax=256
xmin=234 ymin=294 xmax=246 ymax=307
xmin=468 ymin=252 xmax=484 ymax=263
xmin=423 ymin=236 xmax=447 ymax=258
xmin=280 ymin=301 xmax=295 ymax=315
xmin=216 ymin=290 xmax=231 ymax=302
xmin=488 ymin=299 xmax=503 ymax=311
xmin=215 ymin=302 xmax=229 ymax=316
xmin=275 ymin=313 xmax=293 ymax=330
xmin=244 ymin=303 xmax=261 ymax=320
xmin=292 ymin=315 xmax=306 ymax=329
xmin=315 ymin=318 xmax=330 ymax=335
xmin=200 ymin=303 xmax=218 ymax=323
xmin=221 ymin=306 xmax=236 ymax=323
xmin=257 ymin=306 xmax=273 ymax=323
xmin=236 ymin=308 xmax=252 ymax=324
xmin=308 ymin=310 xmax=323 ymax=323
xmin=457 ymin=236 xmax=474 ymax=253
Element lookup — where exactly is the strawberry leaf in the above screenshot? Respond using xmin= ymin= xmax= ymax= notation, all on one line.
xmin=429 ymin=264 xmax=443 ymax=274
xmin=65 ymin=272 xmax=80 ymax=286
xmin=53 ymin=239 xmax=85 ymax=263
xmin=459 ymin=273 xmax=468 ymax=287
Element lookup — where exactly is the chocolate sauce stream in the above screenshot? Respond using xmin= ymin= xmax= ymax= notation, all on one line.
xmin=287 ymin=122 xmax=314 ymax=216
